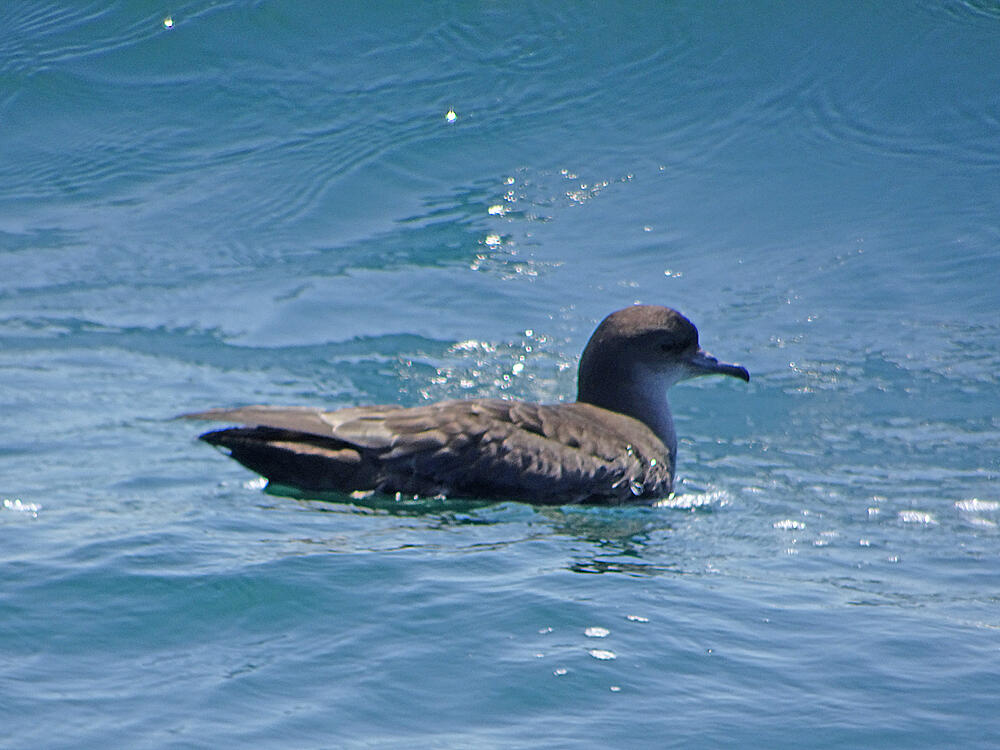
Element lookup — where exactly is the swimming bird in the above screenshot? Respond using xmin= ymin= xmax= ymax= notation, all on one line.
xmin=183 ymin=305 xmax=749 ymax=505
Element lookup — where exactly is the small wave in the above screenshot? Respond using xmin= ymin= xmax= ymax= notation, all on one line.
xmin=944 ymin=0 xmax=1000 ymax=21
xmin=803 ymin=71 xmax=999 ymax=171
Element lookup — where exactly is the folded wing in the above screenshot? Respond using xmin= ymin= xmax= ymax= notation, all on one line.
xmin=182 ymin=399 xmax=673 ymax=504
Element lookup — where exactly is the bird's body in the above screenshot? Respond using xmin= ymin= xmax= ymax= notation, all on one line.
xmin=193 ymin=399 xmax=673 ymax=505
xmin=184 ymin=306 xmax=749 ymax=505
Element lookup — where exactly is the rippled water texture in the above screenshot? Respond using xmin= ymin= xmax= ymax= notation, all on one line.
xmin=2 ymin=2 xmax=999 ymax=748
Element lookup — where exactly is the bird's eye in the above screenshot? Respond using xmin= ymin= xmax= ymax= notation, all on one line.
xmin=661 ymin=337 xmax=695 ymax=354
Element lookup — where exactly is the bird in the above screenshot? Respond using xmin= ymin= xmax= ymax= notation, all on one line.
xmin=182 ymin=305 xmax=749 ymax=505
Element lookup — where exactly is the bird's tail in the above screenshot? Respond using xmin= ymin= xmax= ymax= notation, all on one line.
xmin=199 ymin=427 xmax=367 ymax=493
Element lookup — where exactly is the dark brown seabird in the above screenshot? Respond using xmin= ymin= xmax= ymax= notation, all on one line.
xmin=182 ymin=306 xmax=749 ymax=505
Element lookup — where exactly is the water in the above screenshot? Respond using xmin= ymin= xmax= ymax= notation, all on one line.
xmin=2 ymin=1 xmax=999 ymax=747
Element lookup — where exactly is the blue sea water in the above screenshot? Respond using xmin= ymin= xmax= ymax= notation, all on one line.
xmin=2 ymin=1 xmax=999 ymax=747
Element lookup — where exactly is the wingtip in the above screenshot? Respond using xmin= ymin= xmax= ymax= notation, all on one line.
xmin=198 ymin=428 xmax=228 ymax=445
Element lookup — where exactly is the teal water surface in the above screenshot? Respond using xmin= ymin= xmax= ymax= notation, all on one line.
xmin=2 ymin=2 xmax=999 ymax=748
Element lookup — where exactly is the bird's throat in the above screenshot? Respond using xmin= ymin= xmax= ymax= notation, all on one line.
xmin=578 ymin=372 xmax=678 ymax=461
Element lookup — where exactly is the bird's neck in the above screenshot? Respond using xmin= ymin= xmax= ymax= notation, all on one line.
xmin=577 ymin=364 xmax=677 ymax=460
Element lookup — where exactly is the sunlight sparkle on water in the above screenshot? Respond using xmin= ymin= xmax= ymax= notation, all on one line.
xmin=589 ymin=649 xmax=616 ymax=660
xmin=955 ymin=498 xmax=999 ymax=513
xmin=2 ymin=498 xmax=41 ymax=517
xmin=968 ymin=517 xmax=998 ymax=528
xmin=774 ymin=519 xmax=806 ymax=530
xmin=654 ymin=489 xmax=729 ymax=510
